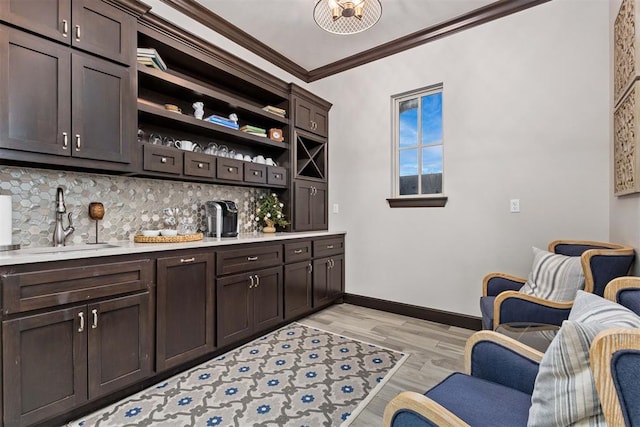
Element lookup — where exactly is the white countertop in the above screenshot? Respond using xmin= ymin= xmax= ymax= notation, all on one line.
xmin=0 ymin=231 xmax=346 ymax=266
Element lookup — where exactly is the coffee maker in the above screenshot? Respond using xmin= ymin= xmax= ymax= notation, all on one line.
xmin=205 ymin=201 xmax=238 ymax=237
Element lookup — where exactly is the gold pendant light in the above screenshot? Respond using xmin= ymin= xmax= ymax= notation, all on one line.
xmin=314 ymin=0 xmax=382 ymax=35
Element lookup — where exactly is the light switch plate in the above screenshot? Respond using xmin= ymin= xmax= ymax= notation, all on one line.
xmin=510 ymin=199 xmax=520 ymax=213
xmin=332 ymin=203 xmax=339 ymax=214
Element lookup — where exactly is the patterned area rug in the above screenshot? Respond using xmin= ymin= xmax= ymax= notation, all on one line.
xmin=70 ymin=322 xmax=407 ymax=426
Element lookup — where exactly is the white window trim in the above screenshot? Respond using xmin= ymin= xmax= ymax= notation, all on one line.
xmin=389 ymin=83 xmax=447 ymax=208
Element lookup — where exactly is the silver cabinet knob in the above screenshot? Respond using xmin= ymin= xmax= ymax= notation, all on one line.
xmin=161 ymin=157 xmax=167 ymax=163
xmin=198 ymin=163 xmax=204 ymax=169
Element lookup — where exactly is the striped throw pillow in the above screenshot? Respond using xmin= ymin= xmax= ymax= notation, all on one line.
xmin=519 ymin=247 xmax=585 ymax=301
xmin=527 ymin=292 xmax=640 ymax=426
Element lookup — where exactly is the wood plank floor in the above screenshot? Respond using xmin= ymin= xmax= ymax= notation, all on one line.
xmin=300 ymin=303 xmax=475 ymax=426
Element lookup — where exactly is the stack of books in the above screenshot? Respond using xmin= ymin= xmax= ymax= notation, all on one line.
xmin=137 ymin=48 xmax=167 ymax=72
xmin=262 ymin=105 xmax=286 ymax=118
xmin=205 ymin=114 xmax=239 ymax=130
xmin=240 ymin=125 xmax=267 ymax=137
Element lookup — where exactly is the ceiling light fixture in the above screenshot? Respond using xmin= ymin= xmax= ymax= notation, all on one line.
xmin=313 ymin=0 xmax=382 ymax=35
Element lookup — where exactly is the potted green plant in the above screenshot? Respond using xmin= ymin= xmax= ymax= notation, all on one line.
xmin=256 ymin=193 xmax=288 ymax=233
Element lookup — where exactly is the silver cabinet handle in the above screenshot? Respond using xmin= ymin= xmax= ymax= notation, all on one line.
xmin=327 ymin=245 xmax=334 ymax=249
xmin=308 ymin=263 xmax=313 ymax=274
xmin=197 ymin=163 xmax=204 ymax=169
xmin=161 ymin=157 xmax=167 ymax=163
xmin=75 ymin=24 xmax=81 ymax=41
xmin=78 ymin=312 xmax=85 ymax=333
xmin=249 ymin=275 xmax=254 ymax=289
xmin=91 ymin=309 xmax=98 ymax=329
xmin=228 ymin=167 xmax=234 ymax=172
xmin=253 ymin=171 xmax=259 ymax=176
xmin=274 ymin=174 xmax=281 ymax=179
xmin=62 ymin=20 xmax=69 ymax=37
xmin=247 ymin=256 xmax=258 ymax=261
xmin=62 ymin=132 xmax=68 ymax=149
xmin=255 ymin=274 xmax=260 ymax=288
xmin=294 ymin=249 xmax=303 ymax=254
xmin=180 ymin=257 xmax=195 ymax=263
xmin=75 ymin=134 xmax=81 ymax=151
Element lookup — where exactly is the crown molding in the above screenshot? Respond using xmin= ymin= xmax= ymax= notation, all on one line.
xmin=159 ymin=0 xmax=308 ymax=81
xmin=160 ymin=0 xmax=550 ymax=83
xmin=138 ymin=11 xmax=290 ymax=97
xmin=307 ymin=0 xmax=551 ymax=81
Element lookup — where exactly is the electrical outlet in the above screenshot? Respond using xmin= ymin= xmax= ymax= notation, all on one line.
xmin=332 ymin=203 xmax=339 ymax=214
xmin=510 ymin=199 xmax=520 ymax=213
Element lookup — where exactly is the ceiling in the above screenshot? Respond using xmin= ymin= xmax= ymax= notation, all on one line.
xmin=157 ymin=0 xmax=550 ymax=81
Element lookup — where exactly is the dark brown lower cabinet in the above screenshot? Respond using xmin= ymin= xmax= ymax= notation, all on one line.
xmin=156 ymin=253 xmax=215 ymax=371
xmin=217 ymin=266 xmax=282 ymax=348
xmin=2 ymin=292 xmax=151 ymax=427
xmin=284 ymin=261 xmax=313 ymax=320
xmin=293 ymin=180 xmax=328 ymax=231
xmin=313 ymin=254 xmax=345 ymax=308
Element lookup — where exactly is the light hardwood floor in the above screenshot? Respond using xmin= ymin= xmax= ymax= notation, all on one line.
xmin=300 ymin=303 xmax=475 ymax=426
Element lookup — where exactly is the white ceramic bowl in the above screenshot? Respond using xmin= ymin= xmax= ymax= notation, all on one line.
xmin=160 ymin=229 xmax=178 ymax=237
xmin=141 ymin=230 xmax=160 ymax=237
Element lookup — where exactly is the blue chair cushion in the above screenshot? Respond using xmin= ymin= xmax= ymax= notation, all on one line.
xmin=479 ymin=296 xmax=495 ymax=330
xmin=389 ymin=410 xmax=439 ymax=427
xmin=612 ymin=350 xmax=640 ymax=427
xmin=617 ymin=289 xmax=640 ymax=316
xmin=424 ymin=373 xmax=531 ymax=427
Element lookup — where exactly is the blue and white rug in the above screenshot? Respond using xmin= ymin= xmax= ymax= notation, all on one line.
xmin=70 ymin=322 xmax=407 ymax=426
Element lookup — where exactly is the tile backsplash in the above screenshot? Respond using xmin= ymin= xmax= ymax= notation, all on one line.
xmin=0 ymin=166 xmax=268 ymax=247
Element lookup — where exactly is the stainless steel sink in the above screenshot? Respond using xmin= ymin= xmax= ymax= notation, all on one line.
xmin=18 ymin=243 xmax=120 ymax=255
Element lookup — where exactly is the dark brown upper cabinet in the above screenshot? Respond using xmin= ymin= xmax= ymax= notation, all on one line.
xmin=293 ymin=97 xmax=328 ymax=138
xmin=0 ymin=27 xmax=133 ymax=164
xmin=0 ymin=0 xmax=135 ymax=65
xmin=290 ymin=84 xmax=331 ymax=138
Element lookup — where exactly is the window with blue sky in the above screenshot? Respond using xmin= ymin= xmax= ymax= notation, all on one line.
xmin=393 ymin=84 xmax=443 ymax=196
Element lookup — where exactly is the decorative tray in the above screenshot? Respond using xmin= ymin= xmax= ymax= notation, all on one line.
xmin=134 ymin=232 xmax=204 ymax=243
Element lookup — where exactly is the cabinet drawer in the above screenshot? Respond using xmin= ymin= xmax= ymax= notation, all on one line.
xmin=184 ymin=152 xmax=215 ymax=178
xmin=267 ymin=166 xmax=287 ymax=186
xmin=284 ymin=240 xmax=312 ymax=263
xmin=143 ymin=145 xmax=182 ymax=174
xmin=244 ymin=163 xmax=267 ymax=184
xmin=313 ymin=236 xmax=345 ymax=258
xmin=1 ymin=259 xmax=152 ymax=314
xmin=217 ymin=244 xmax=283 ymax=275
xmin=216 ymin=157 xmax=243 ymax=181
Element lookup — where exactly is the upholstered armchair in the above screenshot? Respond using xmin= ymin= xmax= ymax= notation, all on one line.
xmin=480 ymin=240 xmax=634 ymax=330
xmin=383 ymin=288 xmax=640 ymax=427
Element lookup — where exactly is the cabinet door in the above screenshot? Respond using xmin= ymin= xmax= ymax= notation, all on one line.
xmin=3 ymin=306 xmax=87 ymax=427
xmin=311 ymin=182 xmax=328 ymax=230
xmin=0 ymin=27 xmax=70 ymax=156
xmin=312 ymin=257 xmax=330 ymax=308
xmin=157 ymin=253 xmax=215 ymax=371
xmin=293 ymin=180 xmax=313 ymax=231
xmin=71 ymin=0 xmax=135 ymax=65
xmin=87 ymin=293 xmax=152 ymax=400
xmin=328 ymin=254 xmax=345 ymax=299
xmin=284 ymin=261 xmax=312 ymax=320
xmin=252 ymin=266 xmax=283 ymax=331
xmin=71 ymin=52 xmax=133 ymax=163
xmin=217 ymin=273 xmax=253 ymax=347
xmin=294 ymin=98 xmax=328 ymax=137
xmin=312 ymin=108 xmax=328 ymax=137
xmin=0 ymin=0 xmax=71 ymax=43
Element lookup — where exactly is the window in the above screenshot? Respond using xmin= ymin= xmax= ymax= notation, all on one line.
xmin=389 ymin=84 xmax=447 ymax=208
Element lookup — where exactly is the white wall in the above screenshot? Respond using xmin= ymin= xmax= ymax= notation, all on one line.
xmin=147 ymin=0 xmax=612 ymax=316
xmin=609 ymin=0 xmax=640 ymax=275
xmin=309 ymin=0 xmax=611 ymax=316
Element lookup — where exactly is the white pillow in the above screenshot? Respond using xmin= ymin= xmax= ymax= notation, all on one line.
xmin=519 ymin=247 xmax=585 ymax=301
xmin=527 ymin=292 xmax=640 ymax=426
